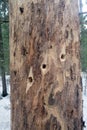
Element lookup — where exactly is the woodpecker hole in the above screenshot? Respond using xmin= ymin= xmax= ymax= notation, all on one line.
xmin=19 ymin=7 xmax=24 ymax=14
xmin=42 ymin=64 xmax=46 ymax=69
xmin=28 ymin=77 xmax=33 ymax=83
xmin=61 ymin=54 xmax=65 ymax=59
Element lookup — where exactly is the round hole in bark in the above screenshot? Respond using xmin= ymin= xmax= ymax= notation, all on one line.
xmin=61 ymin=54 xmax=65 ymax=60
xmin=19 ymin=7 xmax=24 ymax=14
xmin=42 ymin=64 xmax=46 ymax=69
xmin=28 ymin=77 xmax=33 ymax=83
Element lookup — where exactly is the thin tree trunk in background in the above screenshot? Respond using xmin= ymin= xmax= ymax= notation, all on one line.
xmin=10 ymin=0 xmax=83 ymax=130
xmin=79 ymin=0 xmax=83 ymax=13
xmin=0 ymin=23 xmax=8 ymax=97
xmin=1 ymin=66 xmax=8 ymax=97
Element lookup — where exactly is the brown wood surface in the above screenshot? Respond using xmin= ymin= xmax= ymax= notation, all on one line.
xmin=9 ymin=0 xmax=83 ymax=130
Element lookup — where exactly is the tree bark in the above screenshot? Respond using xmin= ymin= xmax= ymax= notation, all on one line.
xmin=10 ymin=0 xmax=83 ymax=130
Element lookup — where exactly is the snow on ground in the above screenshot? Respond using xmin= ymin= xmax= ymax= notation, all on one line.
xmin=0 ymin=76 xmax=11 ymax=130
xmin=83 ymin=95 xmax=87 ymax=130
xmin=82 ymin=72 xmax=87 ymax=130
xmin=0 ymin=96 xmax=11 ymax=130
xmin=0 ymin=74 xmax=87 ymax=130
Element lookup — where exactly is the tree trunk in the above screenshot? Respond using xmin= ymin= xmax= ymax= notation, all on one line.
xmin=0 ymin=23 xmax=8 ymax=97
xmin=1 ymin=66 xmax=8 ymax=97
xmin=10 ymin=0 xmax=83 ymax=130
xmin=79 ymin=0 xmax=83 ymax=13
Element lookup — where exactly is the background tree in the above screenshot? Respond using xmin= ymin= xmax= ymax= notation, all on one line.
xmin=10 ymin=0 xmax=83 ymax=130
xmin=80 ymin=14 xmax=87 ymax=71
xmin=0 ymin=22 xmax=8 ymax=97
xmin=79 ymin=0 xmax=83 ymax=13
xmin=2 ymin=22 xmax=9 ymax=73
xmin=0 ymin=0 xmax=9 ymax=97
xmin=79 ymin=0 xmax=87 ymax=72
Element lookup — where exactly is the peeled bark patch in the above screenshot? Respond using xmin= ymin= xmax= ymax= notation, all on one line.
xmin=10 ymin=0 xmax=83 ymax=130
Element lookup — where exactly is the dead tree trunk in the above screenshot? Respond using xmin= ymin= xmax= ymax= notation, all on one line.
xmin=10 ymin=0 xmax=83 ymax=130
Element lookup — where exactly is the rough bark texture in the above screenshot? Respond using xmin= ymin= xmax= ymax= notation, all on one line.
xmin=10 ymin=0 xmax=83 ymax=130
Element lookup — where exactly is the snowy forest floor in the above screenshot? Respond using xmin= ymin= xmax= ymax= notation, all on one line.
xmin=0 ymin=76 xmax=10 ymax=130
xmin=0 ymin=74 xmax=87 ymax=130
